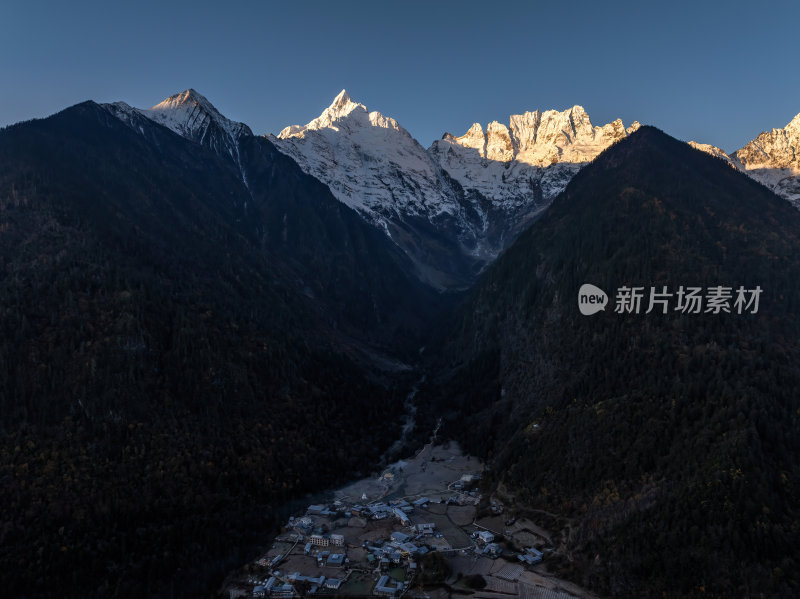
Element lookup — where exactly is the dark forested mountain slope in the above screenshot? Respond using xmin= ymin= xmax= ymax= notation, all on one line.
xmin=236 ymin=134 xmax=444 ymax=351
xmin=0 ymin=102 xmax=439 ymax=597
xmin=429 ymin=127 xmax=800 ymax=598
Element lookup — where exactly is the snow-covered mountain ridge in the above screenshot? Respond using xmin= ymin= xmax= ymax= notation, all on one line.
xmin=429 ymin=105 xmax=640 ymax=208
xmin=272 ymin=90 xmax=641 ymax=220
xmin=100 ymin=87 xmax=800 ymax=287
xmin=269 ymin=90 xmax=640 ymax=286
xmin=104 ymin=89 xmax=252 ymax=169
xmin=690 ymin=112 xmax=800 ymax=206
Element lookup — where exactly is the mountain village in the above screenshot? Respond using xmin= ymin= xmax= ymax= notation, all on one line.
xmin=222 ymin=444 xmax=594 ymax=599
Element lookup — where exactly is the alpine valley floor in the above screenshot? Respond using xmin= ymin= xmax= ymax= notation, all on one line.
xmin=220 ymin=440 xmax=600 ymax=599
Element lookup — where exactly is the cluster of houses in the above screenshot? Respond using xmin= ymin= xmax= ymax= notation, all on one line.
xmin=470 ymin=530 xmax=503 ymax=558
xmin=247 ymin=471 xmax=547 ymax=598
xmin=250 ymin=571 xmax=346 ymax=598
xmin=303 ymin=547 xmax=347 ymax=568
xmin=248 ymin=499 xmax=433 ymax=597
xmin=363 ymin=530 xmax=430 ymax=569
xmin=350 ymin=499 xmax=414 ymax=521
xmin=251 ymin=575 xmax=345 ymax=598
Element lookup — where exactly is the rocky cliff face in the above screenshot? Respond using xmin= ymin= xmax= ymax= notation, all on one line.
xmin=735 ymin=112 xmax=800 ymax=170
xmin=733 ymin=113 xmax=800 ymax=205
xmin=429 ymin=105 xmax=640 ymax=208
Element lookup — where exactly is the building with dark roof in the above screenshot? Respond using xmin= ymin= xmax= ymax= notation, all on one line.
xmin=374 ymin=575 xmax=402 ymax=596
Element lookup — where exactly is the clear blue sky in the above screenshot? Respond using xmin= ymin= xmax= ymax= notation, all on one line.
xmin=2 ymin=0 xmax=798 ymax=153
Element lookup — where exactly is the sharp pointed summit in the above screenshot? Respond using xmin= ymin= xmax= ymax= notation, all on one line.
xmin=316 ymin=88 xmax=365 ymax=123
xmin=142 ymin=88 xmax=252 ymax=145
xmin=788 ymin=111 xmax=800 ymax=133
xmin=278 ymin=89 xmax=369 ymax=138
xmin=273 ymin=90 xmax=440 ymax=218
xmin=102 ymin=89 xmax=252 ymax=171
xmin=330 ymin=88 xmax=354 ymax=109
xmin=146 ymin=88 xmax=235 ymax=128
xmin=151 ymin=88 xmax=216 ymax=111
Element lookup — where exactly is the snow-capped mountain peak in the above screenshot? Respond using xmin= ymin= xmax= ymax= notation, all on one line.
xmin=271 ymin=90 xmax=445 ymax=220
xmin=277 ymin=89 xmax=365 ymax=137
xmin=102 ymin=89 xmax=253 ymax=179
xmin=102 ymin=89 xmax=255 ymax=190
xmin=429 ymin=104 xmax=639 ymax=204
xmin=454 ymin=123 xmax=487 ymax=154
xmin=277 ymin=89 xmax=406 ymax=139
xmin=786 ymin=112 xmax=800 ymax=132
xmin=150 ymin=88 xmax=212 ymax=113
xmin=438 ymin=104 xmax=637 ymax=169
xmin=143 ymin=88 xmax=252 ymax=143
xmin=690 ymin=111 xmax=800 ymax=207
xmin=735 ymin=112 xmax=800 ymax=170
xmin=308 ymin=89 xmax=364 ymax=128
xmin=328 ymin=88 xmax=357 ymax=112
